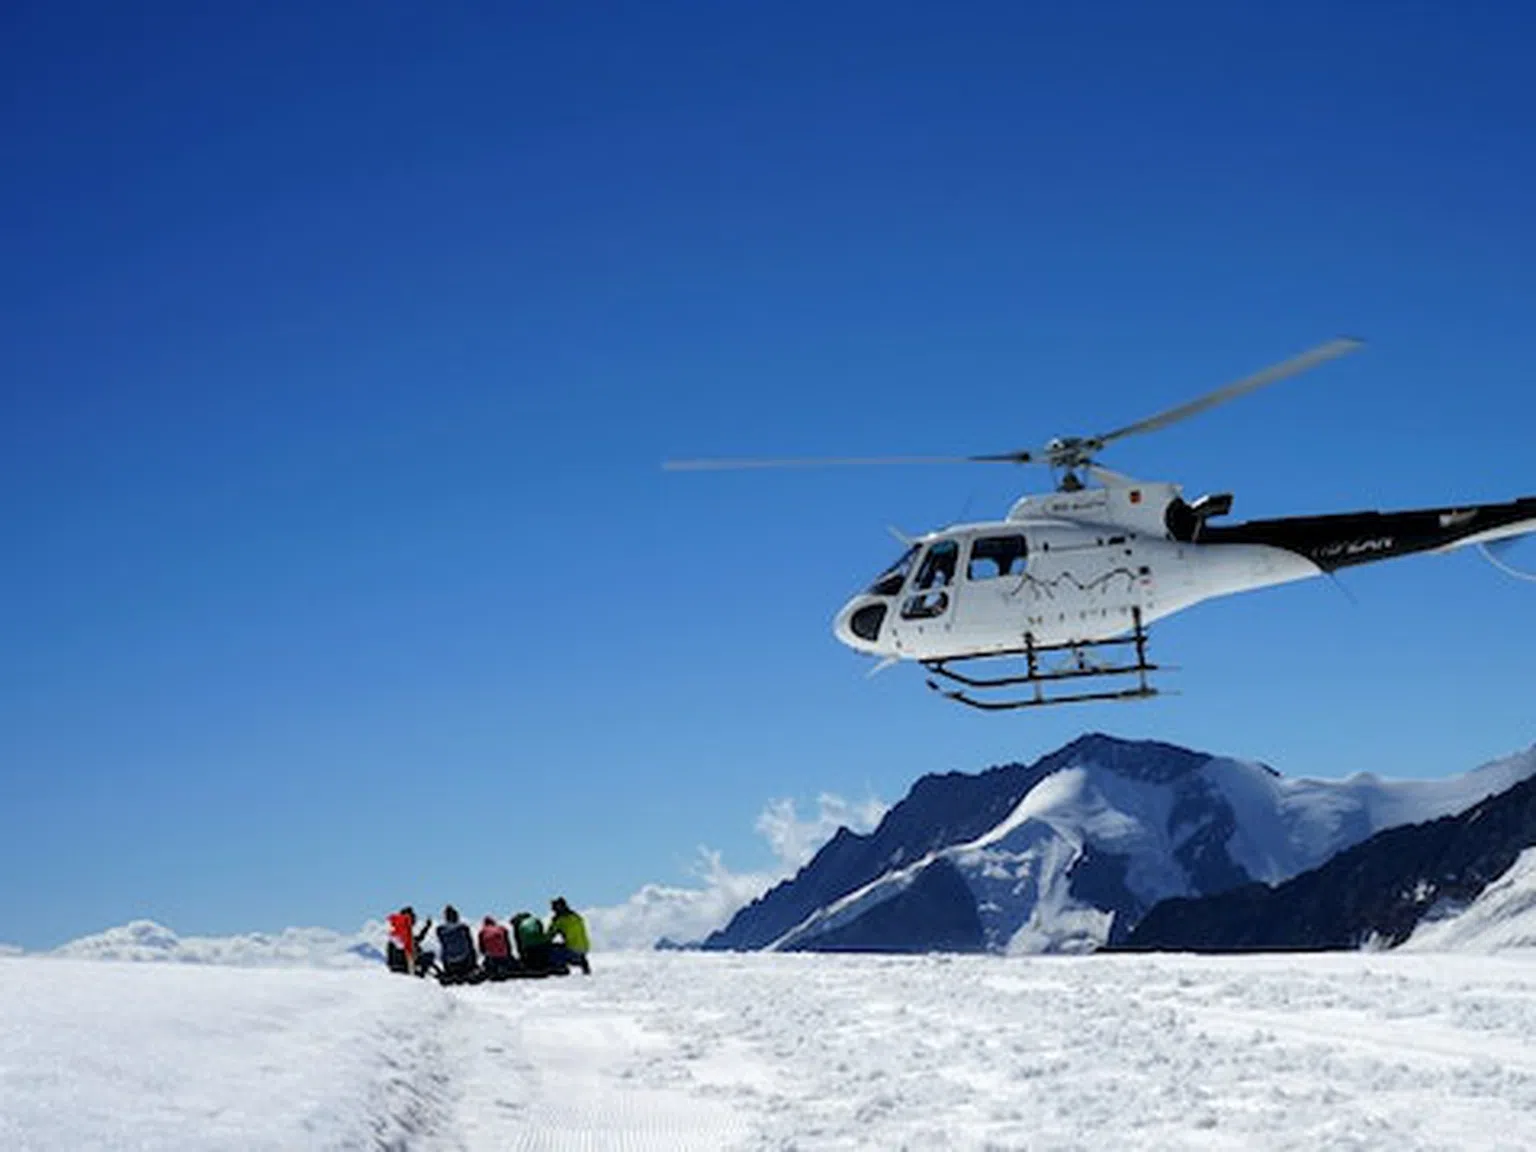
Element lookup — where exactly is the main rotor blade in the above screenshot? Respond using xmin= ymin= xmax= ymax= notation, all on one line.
xmin=1094 ymin=336 xmax=1364 ymax=447
xmin=663 ymin=451 xmax=1032 ymax=471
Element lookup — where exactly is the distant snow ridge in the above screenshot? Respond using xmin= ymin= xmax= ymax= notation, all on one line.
xmin=702 ymin=734 xmax=1536 ymax=955
xmin=54 ymin=919 xmax=386 ymax=968
xmin=1405 ymin=847 xmax=1536 ymax=952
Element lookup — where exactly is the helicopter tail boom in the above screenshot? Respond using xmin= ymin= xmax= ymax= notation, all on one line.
xmin=1196 ymin=496 xmax=1536 ymax=573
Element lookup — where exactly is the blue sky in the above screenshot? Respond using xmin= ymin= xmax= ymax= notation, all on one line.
xmin=3 ymin=2 xmax=1534 ymax=950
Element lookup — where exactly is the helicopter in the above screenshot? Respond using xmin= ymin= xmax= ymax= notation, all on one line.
xmin=666 ymin=338 xmax=1536 ymax=710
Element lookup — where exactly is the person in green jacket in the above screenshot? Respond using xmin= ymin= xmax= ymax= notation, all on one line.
xmin=511 ymin=911 xmax=555 ymax=974
xmin=548 ymin=897 xmax=591 ymax=975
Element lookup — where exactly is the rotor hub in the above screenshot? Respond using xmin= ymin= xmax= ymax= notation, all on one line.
xmin=1043 ymin=436 xmax=1102 ymax=477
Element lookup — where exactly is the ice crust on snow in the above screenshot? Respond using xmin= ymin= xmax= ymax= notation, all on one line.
xmin=7 ymin=950 xmax=1536 ymax=1151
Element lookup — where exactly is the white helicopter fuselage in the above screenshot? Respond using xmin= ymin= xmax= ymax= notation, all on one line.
xmin=833 ymin=479 xmax=1317 ymax=661
xmin=833 ymin=475 xmax=1536 ymax=664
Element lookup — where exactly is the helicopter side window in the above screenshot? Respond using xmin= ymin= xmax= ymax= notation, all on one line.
xmin=967 ymin=534 xmax=1028 ymax=580
xmin=867 ymin=545 xmax=919 ymax=597
xmin=901 ymin=540 xmax=958 ymax=619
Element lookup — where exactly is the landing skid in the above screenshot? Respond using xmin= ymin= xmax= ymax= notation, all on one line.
xmin=923 ymin=608 xmax=1160 ymax=711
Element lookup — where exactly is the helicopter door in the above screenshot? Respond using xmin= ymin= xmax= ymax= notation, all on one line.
xmin=952 ymin=533 xmax=1029 ymax=647
xmin=898 ymin=539 xmax=960 ymax=622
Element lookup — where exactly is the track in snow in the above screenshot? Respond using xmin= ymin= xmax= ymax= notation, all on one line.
xmin=453 ymin=982 xmax=750 ymax=1152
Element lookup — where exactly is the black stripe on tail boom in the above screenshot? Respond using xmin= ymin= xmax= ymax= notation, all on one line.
xmin=1193 ymin=497 xmax=1536 ymax=572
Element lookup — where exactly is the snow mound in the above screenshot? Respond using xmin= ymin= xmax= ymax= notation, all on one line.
xmin=1404 ymin=848 xmax=1536 ymax=952
xmin=53 ymin=919 xmax=386 ymax=968
xmin=0 ymin=957 xmax=456 ymax=1150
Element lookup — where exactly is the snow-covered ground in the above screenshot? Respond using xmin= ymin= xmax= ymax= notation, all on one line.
xmin=6 ymin=951 xmax=1536 ymax=1150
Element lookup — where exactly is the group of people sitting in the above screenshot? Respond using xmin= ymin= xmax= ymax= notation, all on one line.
xmin=386 ymin=898 xmax=591 ymax=984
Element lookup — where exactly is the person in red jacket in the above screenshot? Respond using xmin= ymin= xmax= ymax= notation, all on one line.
xmin=478 ymin=915 xmax=516 ymax=981
xmin=386 ymin=906 xmax=436 ymax=976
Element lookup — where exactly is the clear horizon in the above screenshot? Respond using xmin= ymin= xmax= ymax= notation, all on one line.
xmin=7 ymin=731 xmax=1535 ymax=954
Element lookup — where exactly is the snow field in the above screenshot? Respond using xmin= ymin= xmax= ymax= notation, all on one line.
xmin=6 ymin=950 xmax=1536 ymax=1150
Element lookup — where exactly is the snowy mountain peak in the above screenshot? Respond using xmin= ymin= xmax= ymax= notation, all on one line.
xmin=1052 ymin=732 xmax=1220 ymax=785
xmin=704 ymin=735 xmax=1536 ymax=955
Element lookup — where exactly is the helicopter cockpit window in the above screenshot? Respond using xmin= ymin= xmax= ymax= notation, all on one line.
xmin=967 ymin=534 xmax=1028 ymax=580
xmin=901 ymin=539 xmax=959 ymax=619
xmin=867 ymin=545 xmax=919 ymax=597
xmin=914 ymin=539 xmax=959 ymax=589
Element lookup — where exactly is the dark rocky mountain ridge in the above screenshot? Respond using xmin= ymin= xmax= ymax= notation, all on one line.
xmin=1121 ymin=771 xmax=1536 ymax=952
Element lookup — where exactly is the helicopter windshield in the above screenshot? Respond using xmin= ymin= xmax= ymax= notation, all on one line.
xmin=867 ymin=545 xmax=919 ymax=596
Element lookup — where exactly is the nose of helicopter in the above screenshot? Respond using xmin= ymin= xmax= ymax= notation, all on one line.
xmin=833 ymin=596 xmax=891 ymax=654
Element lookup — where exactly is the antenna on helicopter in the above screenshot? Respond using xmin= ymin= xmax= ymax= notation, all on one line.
xmin=665 ymin=337 xmax=1364 ymax=491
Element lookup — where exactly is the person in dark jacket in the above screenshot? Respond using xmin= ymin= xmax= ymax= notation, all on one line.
xmin=477 ymin=915 xmax=516 ymax=981
xmin=436 ymin=905 xmax=481 ymax=984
